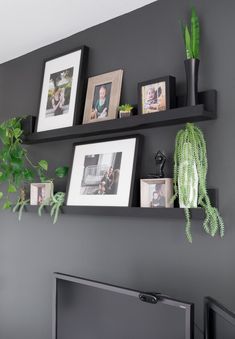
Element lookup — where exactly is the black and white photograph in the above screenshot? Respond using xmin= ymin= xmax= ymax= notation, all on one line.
xmin=66 ymin=137 xmax=139 ymax=206
xmin=80 ymin=152 xmax=122 ymax=195
xmin=37 ymin=47 xmax=88 ymax=132
xmin=30 ymin=182 xmax=53 ymax=206
xmin=140 ymin=178 xmax=173 ymax=208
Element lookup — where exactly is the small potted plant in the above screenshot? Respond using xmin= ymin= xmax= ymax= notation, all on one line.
xmin=181 ymin=7 xmax=200 ymax=106
xmin=118 ymin=104 xmax=134 ymax=118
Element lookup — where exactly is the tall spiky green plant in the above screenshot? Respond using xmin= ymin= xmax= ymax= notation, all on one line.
xmin=182 ymin=7 xmax=200 ymax=59
xmin=173 ymin=123 xmax=224 ymax=242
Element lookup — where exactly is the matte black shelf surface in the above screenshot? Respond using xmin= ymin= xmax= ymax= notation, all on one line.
xmin=23 ymin=90 xmax=216 ymax=144
xmin=22 ymin=205 xmax=208 ymax=220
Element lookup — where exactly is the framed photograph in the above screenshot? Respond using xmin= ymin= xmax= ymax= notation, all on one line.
xmin=138 ymin=76 xmax=176 ymax=115
xmin=37 ymin=46 xmax=88 ymax=132
xmin=82 ymin=69 xmax=123 ymax=124
xmin=30 ymin=182 xmax=53 ymax=205
xmin=140 ymin=178 xmax=173 ymax=208
xmin=66 ymin=136 xmax=140 ymax=207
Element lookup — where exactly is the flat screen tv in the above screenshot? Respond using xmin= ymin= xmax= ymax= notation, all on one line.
xmin=204 ymin=297 xmax=235 ymax=339
xmin=53 ymin=273 xmax=194 ymax=339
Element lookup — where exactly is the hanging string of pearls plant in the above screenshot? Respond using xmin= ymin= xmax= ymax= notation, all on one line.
xmin=172 ymin=122 xmax=224 ymax=243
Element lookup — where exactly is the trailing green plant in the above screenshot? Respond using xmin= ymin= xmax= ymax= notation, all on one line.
xmin=181 ymin=7 xmax=200 ymax=59
xmin=0 ymin=117 xmax=68 ymax=219
xmin=118 ymin=104 xmax=133 ymax=112
xmin=172 ymin=123 xmax=224 ymax=242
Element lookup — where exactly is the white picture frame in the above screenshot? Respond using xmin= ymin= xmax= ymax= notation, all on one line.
xmin=66 ymin=137 xmax=139 ymax=207
xmin=37 ymin=47 xmax=88 ymax=132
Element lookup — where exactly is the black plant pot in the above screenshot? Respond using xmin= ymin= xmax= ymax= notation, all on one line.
xmin=21 ymin=115 xmax=36 ymax=136
xmin=184 ymin=58 xmax=200 ymax=106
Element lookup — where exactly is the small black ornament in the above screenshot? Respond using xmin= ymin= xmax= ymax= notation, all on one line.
xmin=148 ymin=151 xmax=167 ymax=178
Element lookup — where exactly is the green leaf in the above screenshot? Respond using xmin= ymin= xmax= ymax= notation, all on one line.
xmin=55 ymin=166 xmax=69 ymax=178
xmin=3 ymin=200 xmax=12 ymax=209
xmin=0 ymin=192 xmax=3 ymax=200
xmin=23 ymin=168 xmax=34 ymax=182
xmin=40 ymin=175 xmax=48 ymax=183
xmin=38 ymin=160 xmax=48 ymax=171
xmin=8 ymin=184 xmax=17 ymax=193
xmin=191 ymin=7 xmax=200 ymax=59
xmin=13 ymin=128 xmax=23 ymax=139
xmin=0 ymin=127 xmax=8 ymax=144
xmin=185 ymin=25 xmax=193 ymax=59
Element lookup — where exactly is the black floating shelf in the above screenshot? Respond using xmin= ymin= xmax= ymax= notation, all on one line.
xmin=24 ymin=205 xmax=207 ymax=220
xmin=21 ymin=189 xmax=217 ymax=220
xmin=23 ymin=90 xmax=216 ymax=144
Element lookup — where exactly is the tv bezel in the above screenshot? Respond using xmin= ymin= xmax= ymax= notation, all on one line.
xmin=204 ymin=296 xmax=235 ymax=339
xmin=53 ymin=272 xmax=194 ymax=339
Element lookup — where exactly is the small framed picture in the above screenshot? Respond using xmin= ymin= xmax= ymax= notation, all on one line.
xmin=140 ymin=178 xmax=173 ymax=208
xmin=30 ymin=183 xmax=53 ymax=205
xmin=138 ymin=76 xmax=176 ymax=114
xmin=66 ymin=136 xmax=140 ymax=207
xmin=37 ymin=46 xmax=88 ymax=132
xmin=82 ymin=69 xmax=123 ymax=124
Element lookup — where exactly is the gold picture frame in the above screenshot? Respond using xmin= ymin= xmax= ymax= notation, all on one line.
xmin=82 ymin=69 xmax=123 ymax=124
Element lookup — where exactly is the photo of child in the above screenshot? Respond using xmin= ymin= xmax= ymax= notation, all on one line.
xmin=46 ymin=67 xmax=74 ymax=118
xmin=140 ymin=178 xmax=173 ymax=208
xmin=150 ymin=183 xmax=165 ymax=208
xmin=90 ymin=83 xmax=112 ymax=120
xmin=142 ymin=81 xmax=166 ymax=114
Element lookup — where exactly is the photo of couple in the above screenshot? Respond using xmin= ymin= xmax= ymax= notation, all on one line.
xmin=80 ymin=152 xmax=122 ymax=195
xmin=142 ymin=81 xmax=166 ymax=114
xmin=46 ymin=67 xmax=74 ymax=118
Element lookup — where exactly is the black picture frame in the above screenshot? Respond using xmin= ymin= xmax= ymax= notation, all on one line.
xmin=204 ymin=297 xmax=235 ymax=339
xmin=138 ymin=75 xmax=176 ymax=115
xmin=53 ymin=272 xmax=194 ymax=339
xmin=65 ymin=134 xmax=141 ymax=207
xmin=36 ymin=45 xmax=89 ymax=132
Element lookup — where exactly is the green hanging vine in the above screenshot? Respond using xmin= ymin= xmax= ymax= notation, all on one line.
xmin=173 ymin=123 xmax=224 ymax=242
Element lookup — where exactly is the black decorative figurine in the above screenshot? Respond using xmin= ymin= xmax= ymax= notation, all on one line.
xmin=148 ymin=151 xmax=167 ymax=178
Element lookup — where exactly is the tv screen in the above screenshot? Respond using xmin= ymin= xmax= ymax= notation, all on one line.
xmin=53 ymin=273 xmax=194 ymax=339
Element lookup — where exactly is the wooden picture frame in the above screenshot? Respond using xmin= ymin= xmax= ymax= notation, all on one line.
xmin=82 ymin=69 xmax=123 ymax=124
xmin=138 ymin=76 xmax=176 ymax=115
xmin=140 ymin=178 xmax=173 ymax=208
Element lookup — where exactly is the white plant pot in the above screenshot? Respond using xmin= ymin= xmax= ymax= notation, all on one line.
xmin=178 ymin=142 xmax=198 ymax=208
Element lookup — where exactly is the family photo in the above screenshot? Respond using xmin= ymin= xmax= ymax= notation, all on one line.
xmin=45 ymin=67 xmax=74 ymax=118
xmin=80 ymin=152 xmax=122 ymax=195
xmin=90 ymin=83 xmax=112 ymax=120
xmin=141 ymin=81 xmax=166 ymax=114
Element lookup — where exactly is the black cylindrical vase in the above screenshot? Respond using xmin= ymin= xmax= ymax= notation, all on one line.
xmin=184 ymin=58 xmax=200 ymax=106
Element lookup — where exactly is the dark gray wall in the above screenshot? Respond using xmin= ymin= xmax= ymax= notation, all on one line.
xmin=0 ymin=0 xmax=234 ymax=338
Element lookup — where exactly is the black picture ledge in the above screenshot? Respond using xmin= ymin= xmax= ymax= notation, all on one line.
xmin=23 ymin=90 xmax=216 ymax=145
xmin=21 ymin=205 xmax=209 ymax=220
xmin=18 ymin=188 xmax=217 ymax=220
